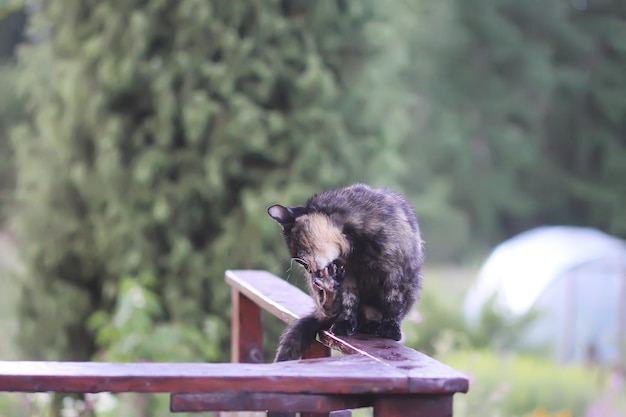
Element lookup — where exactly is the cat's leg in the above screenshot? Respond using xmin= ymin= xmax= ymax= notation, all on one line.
xmin=377 ymin=271 xmax=413 ymax=341
xmin=357 ymin=320 xmax=380 ymax=335
xmin=377 ymin=320 xmax=402 ymax=340
xmin=356 ymin=305 xmax=383 ymax=335
xmin=329 ymin=276 xmax=358 ymax=336
xmin=377 ymin=314 xmax=402 ymax=341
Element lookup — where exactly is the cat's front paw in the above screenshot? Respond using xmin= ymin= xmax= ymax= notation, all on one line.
xmin=329 ymin=259 xmax=346 ymax=282
xmin=330 ymin=316 xmax=356 ymax=336
xmin=377 ymin=321 xmax=402 ymax=341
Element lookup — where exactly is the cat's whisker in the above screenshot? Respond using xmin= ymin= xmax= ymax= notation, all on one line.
xmin=290 ymin=257 xmax=310 ymax=272
xmin=285 ymin=260 xmax=297 ymax=281
xmin=284 ymin=257 xmax=307 ymax=282
xmin=276 ymin=255 xmax=296 ymax=283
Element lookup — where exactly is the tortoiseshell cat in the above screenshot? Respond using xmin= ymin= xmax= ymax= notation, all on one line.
xmin=268 ymin=183 xmax=424 ymax=361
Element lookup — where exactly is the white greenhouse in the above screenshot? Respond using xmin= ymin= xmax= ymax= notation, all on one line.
xmin=464 ymin=226 xmax=626 ymax=364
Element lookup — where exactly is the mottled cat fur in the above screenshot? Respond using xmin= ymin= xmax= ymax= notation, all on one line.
xmin=268 ymin=183 xmax=423 ymax=362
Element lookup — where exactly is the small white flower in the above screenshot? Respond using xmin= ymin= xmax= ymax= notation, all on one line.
xmin=62 ymin=396 xmax=74 ymax=409
xmin=27 ymin=392 xmax=52 ymax=407
xmin=129 ymin=285 xmax=146 ymax=308
xmin=74 ymin=399 xmax=86 ymax=412
xmin=60 ymin=396 xmax=79 ymax=417
xmin=86 ymin=392 xmax=119 ymax=413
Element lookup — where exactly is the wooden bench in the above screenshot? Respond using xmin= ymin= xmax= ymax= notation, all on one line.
xmin=0 ymin=270 xmax=469 ymax=416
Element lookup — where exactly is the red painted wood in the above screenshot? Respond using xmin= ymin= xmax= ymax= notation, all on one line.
xmin=228 ymin=272 xmax=336 ymax=417
xmin=170 ymin=392 xmax=369 ymax=412
xmin=373 ymin=394 xmax=453 ymax=417
xmin=319 ymin=334 xmax=469 ymax=394
xmin=0 ymin=356 xmax=407 ymax=394
xmin=301 ymin=344 xmax=335 ymax=417
xmin=231 ymin=289 xmax=263 ymax=363
xmin=301 ymin=340 xmax=331 ymax=360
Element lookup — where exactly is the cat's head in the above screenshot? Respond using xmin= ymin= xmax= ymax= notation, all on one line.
xmin=268 ymin=204 xmax=350 ymax=278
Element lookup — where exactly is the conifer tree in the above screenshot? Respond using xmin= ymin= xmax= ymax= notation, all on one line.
xmin=13 ymin=0 xmax=399 ymax=360
xmin=400 ymin=0 xmax=626 ymax=245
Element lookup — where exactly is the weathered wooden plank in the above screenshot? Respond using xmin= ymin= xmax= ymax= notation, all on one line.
xmin=170 ymin=392 xmax=370 ymax=412
xmin=231 ymin=289 xmax=264 ymax=363
xmin=225 ymin=270 xmax=314 ymax=323
xmin=373 ymin=394 xmax=453 ymax=417
xmin=0 ymin=356 xmax=407 ymax=394
xmin=301 ymin=340 xmax=331 ymax=360
xmin=226 ymin=270 xmax=469 ymax=395
xmin=300 ymin=341 xmax=341 ymax=417
xmin=319 ymin=334 xmax=469 ymax=395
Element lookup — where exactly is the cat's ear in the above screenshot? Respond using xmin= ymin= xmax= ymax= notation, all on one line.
xmin=267 ymin=204 xmax=306 ymax=226
xmin=268 ymin=204 xmax=295 ymax=225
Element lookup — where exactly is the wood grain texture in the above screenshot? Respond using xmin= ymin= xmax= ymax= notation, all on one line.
xmin=300 ymin=343 xmax=341 ymax=417
xmin=226 ymin=269 xmax=314 ymax=323
xmin=301 ymin=340 xmax=331 ymax=360
xmin=170 ymin=392 xmax=369 ymax=412
xmin=373 ymin=394 xmax=453 ymax=417
xmin=319 ymin=334 xmax=469 ymax=394
xmin=231 ymin=289 xmax=264 ymax=363
xmin=226 ymin=270 xmax=469 ymax=395
xmin=0 ymin=356 xmax=407 ymax=394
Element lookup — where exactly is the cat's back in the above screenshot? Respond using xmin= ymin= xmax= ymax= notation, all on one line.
xmin=307 ymin=184 xmax=421 ymax=258
xmin=308 ymin=183 xmax=402 ymax=213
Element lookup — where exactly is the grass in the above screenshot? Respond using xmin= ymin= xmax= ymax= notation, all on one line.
xmin=421 ymin=263 xmax=481 ymax=306
xmin=443 ymin=350 xmax=602 ymax=417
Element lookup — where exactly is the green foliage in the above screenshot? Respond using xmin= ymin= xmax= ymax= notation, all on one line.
xmin=391 ymin=0 xmax=626 ymax=247
xmin=90 ymin=275 xmax=224 ymax=362
xmin=0 ymin=394 xmax=21 ymax=417
xmin=410 ymin=182 xmax=474 ymax=263
xmin=12 ymin=0 xmax=402 ymax=361
xmin=404 ymin=275 xmax=622 ymax=417
xmin=445 ymin=350 xmax=600 ymax=417
xmin=85 ymin=276 xmax=221 ymax=417
xmin=0 ymin=63 xmax=23 ymax=223
xmin=0 ymin=1 xmax=23 ymax=17
xmin=0 ymin=2 xmax=25 ymax=60
xmin=404 ymin=290 xmax=543 ymax=358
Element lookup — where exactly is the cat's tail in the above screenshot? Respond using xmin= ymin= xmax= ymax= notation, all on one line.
xmin=274 ymin=312 xmax=333 ymax=362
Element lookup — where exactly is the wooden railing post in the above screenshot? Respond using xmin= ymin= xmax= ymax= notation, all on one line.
xmin=231 ymin=287 xmax=264 ymax=363
xmin=301 ymin=340 xmax=331 ymax=360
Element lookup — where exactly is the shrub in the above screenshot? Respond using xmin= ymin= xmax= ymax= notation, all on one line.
xmin=403 ymin=290 xmax=543 ymax=357
xmin=444 ymin=350 xmax=600 ymax=417
xmin=13 ymin=0 xmax=401 ymax=362
xmin=85 ymin=275 xmax=225 ymax=417
xmin=0 ymin=63 xmax=23 ymax=223
xmin=89 ymin=274 xmax=224 ymax=363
